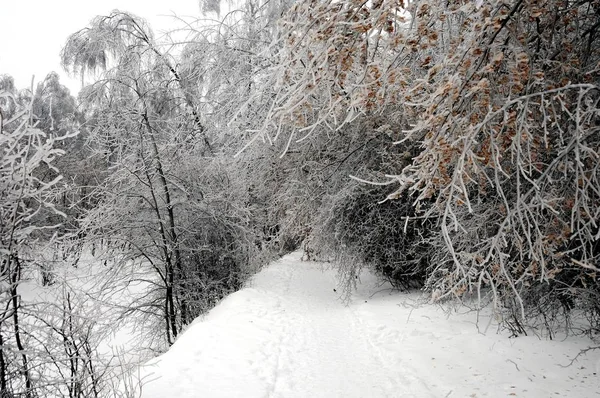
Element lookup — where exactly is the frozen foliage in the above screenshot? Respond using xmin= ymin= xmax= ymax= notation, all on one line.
xmin=240 ymin=0 xmax=600 ymax=333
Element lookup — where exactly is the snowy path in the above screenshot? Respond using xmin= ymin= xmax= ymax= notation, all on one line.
xmin=139 ymin=252 xmax=600 ymax=398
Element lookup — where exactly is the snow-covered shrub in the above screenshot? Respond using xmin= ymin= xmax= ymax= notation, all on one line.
xmin=173 ymin=156 xmax=267 ymax=326
xmin=315 ymin=183 xmax=432 ymax=296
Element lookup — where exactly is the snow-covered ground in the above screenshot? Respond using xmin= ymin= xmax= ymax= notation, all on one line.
xmin=138 ymin=251 xmax=600 ymax=398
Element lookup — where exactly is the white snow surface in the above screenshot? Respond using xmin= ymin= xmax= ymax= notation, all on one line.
xmin=139 ymin=251 xmax=600 ymax=397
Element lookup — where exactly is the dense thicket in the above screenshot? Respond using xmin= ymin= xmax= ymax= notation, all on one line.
xmin=250 ymin=0 xmax=600 ymax=334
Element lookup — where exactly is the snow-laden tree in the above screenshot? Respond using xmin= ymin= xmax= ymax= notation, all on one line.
xmin=242 ymin=0 xmax=600 ymax=332
xmin=0 ymin=81 xmax=79 ymax=396
xmin=28 ymin=72 xmax=95 ymax=269
xmin=62 ymin=10 xmax=266 ymax=348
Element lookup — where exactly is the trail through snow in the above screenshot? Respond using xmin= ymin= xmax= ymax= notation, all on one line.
xmin=138 ymin=252 xmax=600 ymax=397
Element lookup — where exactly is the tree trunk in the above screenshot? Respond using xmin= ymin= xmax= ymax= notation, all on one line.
xmin=141 ymin=112 xmax=184 ymax=342
xmin=9 ymin=256 xmax=34 ymax=397
xmin=0 ymin=329 xmax=7 ymax=394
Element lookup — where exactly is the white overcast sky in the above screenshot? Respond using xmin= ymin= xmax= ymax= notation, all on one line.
xmin=0 ymin=0 xmax=203 ymax=95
